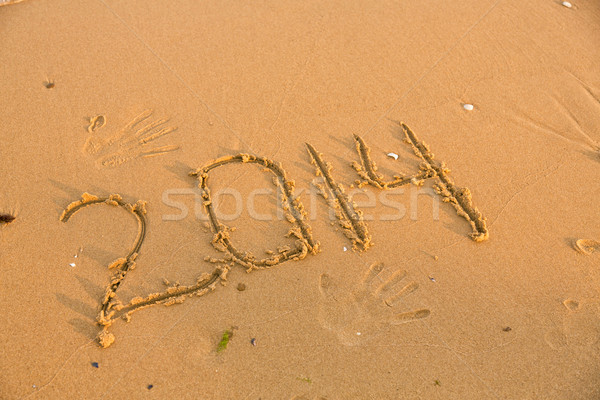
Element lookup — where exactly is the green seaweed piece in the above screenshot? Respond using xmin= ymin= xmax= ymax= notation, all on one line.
xmin=217 ymin=329 xmax=234 ymax=353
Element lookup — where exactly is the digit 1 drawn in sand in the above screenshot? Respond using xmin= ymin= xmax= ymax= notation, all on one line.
xmin=61 ymin=193 xmax=230 ymax=348
xmin=83 ymin=109 xmax=179 ymax=168
xmin=317 ymin=262 xmax=430 ymax=346
xmin=351 ymin=134 xmax=434 ymax=189
xmin=189 ymin=154 xmax=320 ymax=271
xmin=305 ymin=143 xmax=372 ymax=251
xmin=399 ymin=123 xmax=489 ymax=242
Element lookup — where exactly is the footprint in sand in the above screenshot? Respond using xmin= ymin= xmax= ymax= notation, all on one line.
xmin=545 ymin=299 xmax=600 ymax=349
xmin=574 ymin=239 xmax=600 ymax=255
xmin=83 ymin=109 xmax=179 ymax=168
xmin=317 ymin=262 xmax=430 ymax=346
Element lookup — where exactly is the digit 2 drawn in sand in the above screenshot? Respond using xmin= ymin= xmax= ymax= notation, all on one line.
xmin=189 ymin=154 xmax=320 ymax=271
xmin=318 ymin=262 xmax=430 ymax=346
xmin=351 ymin=124 xmax=488 ymax=242
xmin=83 ymin=109 xmax=179 ymax=168
xmin=61 ymin=193 xmax=230 ymax=348
xmin=306 ymin=143 xmax=372 ymax=251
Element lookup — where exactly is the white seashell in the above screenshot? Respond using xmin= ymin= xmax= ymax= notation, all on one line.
xmin=69 ymin=263 xmax=76 ymax=267
xmin=387 ymin=152 xmax=399 ymax=160
xmin=463 ymin=103 xmax=474 ymax=111
xmin=343 ymin=246 xmax=348 ymax=252
xmin=561 ymin=1 xmax=572 ymax=8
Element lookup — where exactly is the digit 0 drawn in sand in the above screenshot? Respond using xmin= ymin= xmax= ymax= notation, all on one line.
xmin=351 ymin=134 xmax=433 ymax=189
xmin=190 ymin=154 xmax=320 ymax=271
xmin=83 ymin=109 xmax=179 ymax=168
xmin=574 ymin=239 xmax=600 ymax=255
xmin=306 ymin=143 xmax=372 ymax=251
xmin=544 ymin=299 xmax=600 ymax=350
xmin=399 ymin=123 xmax=489 ymax=242
xmin=317 ymin=262 xmax=430 ymax=346
xmin=61 ymin=193 xmax=230 ymax=348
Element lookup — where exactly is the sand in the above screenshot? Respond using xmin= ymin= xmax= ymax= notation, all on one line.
xmin=1 ymin=0 xmax=599 ymax=398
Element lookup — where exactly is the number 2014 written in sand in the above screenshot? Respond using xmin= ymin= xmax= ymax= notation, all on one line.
xmin=61 ymin=122 xmax=488 ymax=348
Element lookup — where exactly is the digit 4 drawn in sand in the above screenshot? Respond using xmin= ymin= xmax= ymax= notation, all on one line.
xmin=83 ymin=109 xmax=179 ymax=168
xmin=350 ymin=123 xmax=489 ymax=242
xmin=317 ymin=262 xmax=430 ymax=346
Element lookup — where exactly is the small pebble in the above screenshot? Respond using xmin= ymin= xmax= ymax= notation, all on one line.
xmin=502 ymin=326 xmax=512 ymax=332
xmin=429 ymin=276 xmax=436 ymax=282
xmin=343 ymin=246 xmax=347 ymax=252
xmin=237 ymin=283 xmax=246 ymax=292
xmin=91 ymin=362 xmax=99 ymax=368
xmin=250 ymin=338 xmax=257 ymax=346
xmin=147 ymin=384 xmax=154 ymax=390
xmin=44 ymin=81 xmax=55 ymax=89
xmin=561 ymin=1 xmax=572 ymax=8
xmin=387 ymin=152 xmax=399 ymax=160
xmin=356 ymin=332 xmax=361 ymax=336
xmin=69 ymin=263 xmax=76 ymax=268
xmin=463 ymin=103 xmax=474 ymax=111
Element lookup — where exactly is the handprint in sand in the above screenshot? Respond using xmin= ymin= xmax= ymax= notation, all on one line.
xmin=83 ymin=109 xmax=179 ymax=168
xmin=317 ymin=262 xmax=430 ymax=346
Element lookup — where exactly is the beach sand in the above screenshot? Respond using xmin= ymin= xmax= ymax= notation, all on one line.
xmin=1 ymin=0 xmax=599 ymax=398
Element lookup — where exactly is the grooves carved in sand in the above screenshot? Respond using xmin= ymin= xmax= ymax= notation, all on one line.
xmin=399 ymin=123 xmax=489 ymax=242
xmin=61 ymin=193 xmax=229 ymax=348
xmin=190 ymin=154 xmax=320 ymax=271
xmin=351 ymin=127 xmax=488 ymax=242
xmin=306 ymin=143 xmax=372 ymax=251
